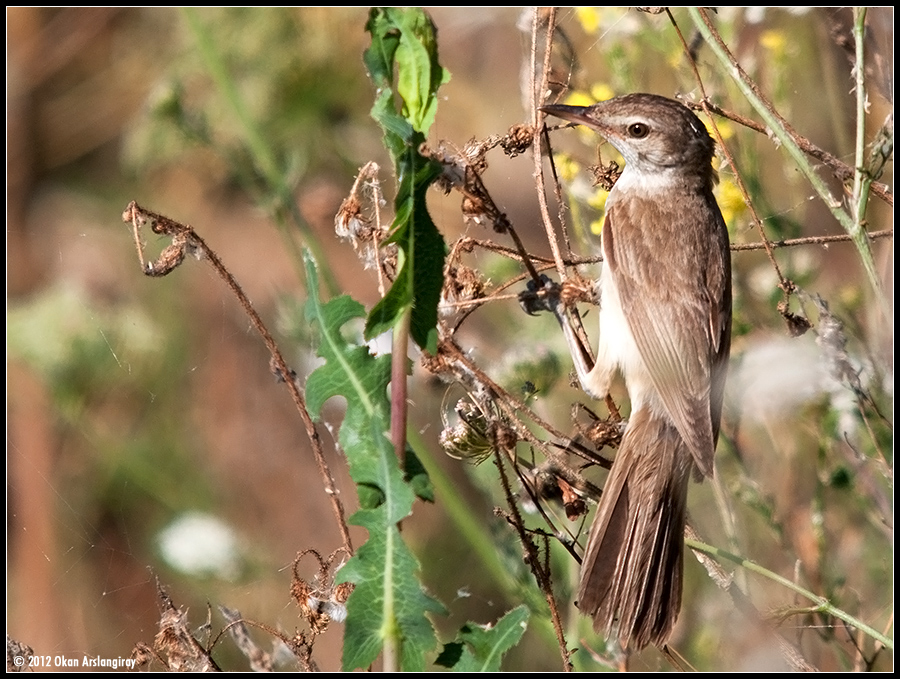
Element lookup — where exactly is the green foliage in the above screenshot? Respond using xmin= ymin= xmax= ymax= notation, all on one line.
xmin=302 ymin=253 xmax=445 ymax=671
xmin=7 ymin=285 xmax=162 ymax=417
xmin=126 ymin=8 xmax=369 ymax=180
xmin=300 ymin=12 xmax=531 ymax=670
xmin=435 ymin=606 xmax=530 ymax=671
xmin=362 ymin=7 xmax=451 ymax=351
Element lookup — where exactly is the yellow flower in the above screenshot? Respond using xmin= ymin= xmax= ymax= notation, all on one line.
xmin=587 ymin=188 xmax=610 ymax=236
xmin=554 ymin=152 xmax=581 ymax=183
xmin=574 ymin=7 xmax=602 ymax=35
xmin=564 ymin=86 xmax=615 ymax=107
xmin=667 ymin=48 xmax=684 ymax=70
xmin=705 ymin=117 xmax=734 ymax=141
xmin=563 ymin=91 xmax=594 ymax=108
xmin=590 ymin=83 xmax=615 ymax=103
xmin=586 ymin=187 xmax=610 ymax=211
xmin=760 ymin=29 xmax=787 ymax=57
xmin=715 ymin=178 xmax=747 ymax=228
xmin=560 ymin=91 xmax=609 ymax=145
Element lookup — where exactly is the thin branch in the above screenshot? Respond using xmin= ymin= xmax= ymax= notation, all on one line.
xmin=665 ymin=9 xmax=791 ymax=308
xmin=687 ymin=8 xmax=890 ymax=320
xmin=685 ymin=100 xmax=892 ymax=207
xmin=460 ymin=226 xmax=893 ymax=259
xmin=493 ymin=447 xmax=573 ymax=671
xmin=531 ymin=7 xmax=568 ymax=281
xmin=122 ymin=201 xmax=354 ymax=555
xmin=685 ymin=531 xmax=893 ymax=650
xmin=730 ymin=228 xmax=893 ymax=251
xmin=435 ymin=230 xmax=894 ymax=320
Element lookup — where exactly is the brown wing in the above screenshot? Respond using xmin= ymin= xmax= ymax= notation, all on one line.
xmin=603 ymin=188 xmax=731 ymax=476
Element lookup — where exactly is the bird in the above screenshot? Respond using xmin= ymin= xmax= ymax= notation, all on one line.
xmin=540 ymin=93 xmax=732 ymax=651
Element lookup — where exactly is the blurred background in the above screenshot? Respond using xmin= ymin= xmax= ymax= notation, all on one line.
xmin=7 ymin=7 xmax=892 ymax=671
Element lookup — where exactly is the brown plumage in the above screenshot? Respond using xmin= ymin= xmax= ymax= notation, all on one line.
xmin=541 ymin=94 xmax=732 ymax=651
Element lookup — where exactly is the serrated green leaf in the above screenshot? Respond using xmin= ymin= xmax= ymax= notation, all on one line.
xmin=303 ymin=252 xmax=444 ymax=671
xmin=362 ymin=10 xmax=399 ymax=89
xmin=439 ymin=606 xmax=530 ymax=672
xmin=304 ymin=294 xmax=384 ymax=422
xmin=340 ymin=495 xmax=446 ymax=671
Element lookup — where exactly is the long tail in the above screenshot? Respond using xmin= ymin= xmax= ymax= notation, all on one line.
xmin=577 ymin=406 xmax=694 ymax=651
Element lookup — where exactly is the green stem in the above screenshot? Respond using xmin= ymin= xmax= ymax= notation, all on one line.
xmin=847 ymin=9 xmax=886 ymax=313
xmin=686 ymin=537 xmax=893 ymax=650
xmin=851 ymin=8 xmax=869 ymax=209
xmin=181 ymin=8 xmax=285 ymax=199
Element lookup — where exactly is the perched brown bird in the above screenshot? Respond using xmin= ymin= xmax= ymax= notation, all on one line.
xmin=541 ymin=94 xmax=732 ymax=651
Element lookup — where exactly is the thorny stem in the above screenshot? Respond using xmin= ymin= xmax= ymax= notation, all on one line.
xmin=122 ymin=201 xmax=354 ymax=555
xmin=493 ymin=447 xmax=573 ymax=672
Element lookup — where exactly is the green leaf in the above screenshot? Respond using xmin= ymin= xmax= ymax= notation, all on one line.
xmin=340 ymin=502 xmax=446 ymax=671
xmin=403 ymin=445 xmax=434 ymax=503
xmin=394 ymin=8 xmax=450 ymax=134
xmin=436 ymin=606 xmax=531 ymax=671
xmin=365 ymin=7 xmax=449 ymax=136
xmin=364 ymin=150 xmax=445 ymax=352
xmin=362 ymin=7 xmax=449 ymax=351
xmin=303 ymin=252 xmax=444 ymax=671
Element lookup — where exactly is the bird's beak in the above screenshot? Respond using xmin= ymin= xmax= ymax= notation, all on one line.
xmin=539 ymin=104 xmax=595 ymax=127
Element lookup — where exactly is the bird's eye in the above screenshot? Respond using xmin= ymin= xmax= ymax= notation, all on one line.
xmin=627 ymin=123 xmax=649 ymax=138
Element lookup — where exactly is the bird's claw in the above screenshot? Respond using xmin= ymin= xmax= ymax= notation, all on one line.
xmin=518 ymin=274 xmax=562 ymax=316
